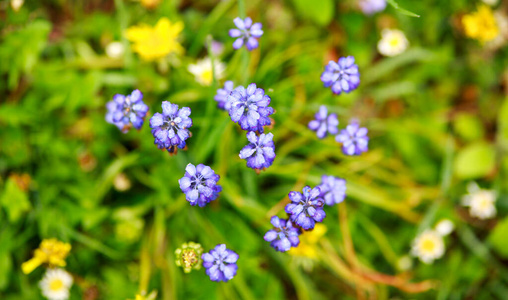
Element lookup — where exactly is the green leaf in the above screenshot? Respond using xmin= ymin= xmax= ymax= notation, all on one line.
xmin=489 ymin=217 xmax=508 ymax=258
xmin=291 ymin=0 xmax=334 ymax=26
xmin=453 ymin=113 xmax=485 ymax=142
xmin=0 ymin=178 xmax=31 ymax=223
xmin=387 ymin=0 xmax=420 ymax=18
xmin=454 ymin=142 xmax=496 ymax=179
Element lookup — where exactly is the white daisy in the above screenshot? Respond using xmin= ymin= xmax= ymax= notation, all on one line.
xmin=39 ymin=268 xmax=73 ymax=300
xmin=188 ymin=57 xmax=225 ymax=86
xmin=11 ymin=0 xmax=24 ymax=11
xmin=434 ymin=219 xmax=454 ymax=236
xmin=462 ymin=182 xmax=497 ymax=220
xmin=377 ymin=29 xmax=409 ymax=57
xmin=105 ymin=41 xmax=125 ymax=59
xmin=411 ymin=230 xmax=445 ymax=264
xmin=482 ymin=0 xmax=498 ymax=6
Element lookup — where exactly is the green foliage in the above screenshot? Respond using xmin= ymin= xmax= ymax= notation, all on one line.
xmin=454 ymin=142 xmax=496 ymax=179
xmin=0 ymin=0 xmax=507 ymax=299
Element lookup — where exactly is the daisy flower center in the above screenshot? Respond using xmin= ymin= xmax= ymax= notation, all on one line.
xmin=49 ymin=279 xmax=64 ymax=291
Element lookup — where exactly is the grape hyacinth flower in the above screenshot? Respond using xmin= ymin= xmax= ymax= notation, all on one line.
xmin=239 ymin=132 xmax=275 ymax=170
xmin=229 ymin=17 xmax=263 ymax=51
xmin=228 ymin=83 xmax=274 ymax=133
xmin=150 ymin=101 xmax=192 ymax=154
xmin=308 ymin=105 xmax=339 ymax=139
xmin=179 ymin=163 xmax=222 ymax=207
xmin=358 ymin=0 xmax=387 ymax=15
xmin=318 ymin=175 xmax=346 ymax=206
xmin=321 ymin=56 xmax=360 ymax=95
xmin=264 ymin=216 xmax=301 ymax=252
xmin=335 ymin=121 xmax=369 ymax=156
xmin=106 ymin=89 xmax=149 ymax=133
xmin=285 ymin=186 xmax=326 ymax=230
xmin=214 ymin=81 xmax=235 ymax=110
xmin=202 ymin=244 xmax=239 ymax=282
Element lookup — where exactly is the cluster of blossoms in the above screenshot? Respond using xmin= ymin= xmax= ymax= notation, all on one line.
xmin=174 ymin=242 xmax=239 ymax=282
xmin=23 ymin=239 xmax=74 ymax=300
xmin=150 ymin=101 xmax=193 ymax=154
xmin=264 ymin=175 xmax=347 ymax=253
xmin=229 ymin=17 xmax=264 ymax=51
xmin=214 ymin=82 xmax=276 ymax=172
xmin=179 ymin=163 xmax=222 ymax=207
xmin=106 ymin=90 xmax=149 ymax=133
xmin=308 ymin=106 xmax=369 ymax=156
xmin=321 ymin=56 xmax=360 ymax=95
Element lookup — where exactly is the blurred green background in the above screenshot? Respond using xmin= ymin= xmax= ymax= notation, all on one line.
xmin=1 ymin=0 xmax=508 ymax=299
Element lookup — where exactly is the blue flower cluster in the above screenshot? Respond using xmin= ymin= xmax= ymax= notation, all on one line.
xmin=239 ymin=132 xmax=276 ymax=170
xmin=202 ymin=244 xmax=239 ymax=282
xmin=308 ymin=106 xmax=369 ymax=156
xmin=150 ymin=101 xmax=193 ymax=154
xmin=105 ymin=12 xmax=373 ymax=282
xmin=214 ymin=81 xmax=276 ymax=171
xmin=106 ymin=89 xmax=149 ymax=133
xmin=308 ymin=105 xmax=339 ymax=139
xmin=321 ymin=56 xmax=360 ymax=95
xmin=229 ymin=17 xmax=263 ymax=51
xmin=179 ymin=163 xmax=222 ymax=207
xmin=228 ymin=83 xmax=274 ymax=133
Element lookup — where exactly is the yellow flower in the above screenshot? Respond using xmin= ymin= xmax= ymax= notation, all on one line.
xmin=22 ymin=239 xmax=71 ymax=274
xmin=462 ymin=5 xmax=499 ymax=43
xmin=126 ymin=18 xmax=184 ymax=61
xmin=133 ymin=290 xmax=157 ymax=300
xmin=288 ymin=224 xmax=327 ymax=259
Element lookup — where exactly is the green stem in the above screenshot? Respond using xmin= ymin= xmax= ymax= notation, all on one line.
xmin=238 ymin=0 xmax=246 ymax=18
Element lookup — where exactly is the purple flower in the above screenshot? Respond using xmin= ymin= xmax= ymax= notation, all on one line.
xmin=227 ymin=83 xmax=274 ymax=133
xmin=358 ymin=0 xmax=386 ymax=15
xmin=214 ymin=81 xmax=235 ymax=110
xmin=229 ymin=17 xmax=263 ymax=51
xmin=264 ymin=216 xmax=300 ymax=252
xmin=202 ymin=244 xmax=239 ymax=282
xmin=239 ymin=132 xmax=275 ymax=170
xmin=321 ymin=56 xmax=360 ymax=95
xmin=285 ymin=186 xmax=326 ymax=230
xmin=106 ymin=89 xmax=148 ymax=133
xmin=149 ymin=101 xmax=192 ymax=154
xmin=308 ymin=105 xmax=339 ymax=139
xmin=335 ymin=121 xmax=369 ymax=155
xmin=179 ymin=163 xmax=222 ymax=207
xmin=318 ymin=175 xmax=346 ymax=206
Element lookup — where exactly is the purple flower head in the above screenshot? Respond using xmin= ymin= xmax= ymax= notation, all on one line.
xmin=106 ymin=89 xmax=148 ymax=133
xmin=308 ymin=105 xmax=339 ymax=139
xmin=229 ymin=17 xmax=263 ymax=51
xmin=321 ymin=56 xmax=360 ymax=95
xmin=335 ymin=121 xmax=369 ymax=156
xmin=149 ymin=101 xmax=192 ymax=153
xmin=179 ymin=163 xmax=222 ymax=207
xmin=285 ymin=186 xmax=326 ymax=230
xmin=239 ymin=132 xmax=275 ymax=170
xmin=264 ymin=216 xmax=301 ymax=252
xmin=214 ymin=81 xmax=235 ymax=110
xmin=202 ymin=244 xmax=239 ymax=282
xmin=227 ymin=83 xmax=274 ymax=133
xmin=318 ymin=175 xmax=346 ymax=206
xmin=358 ymin=0 xmax=387 ymax=15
